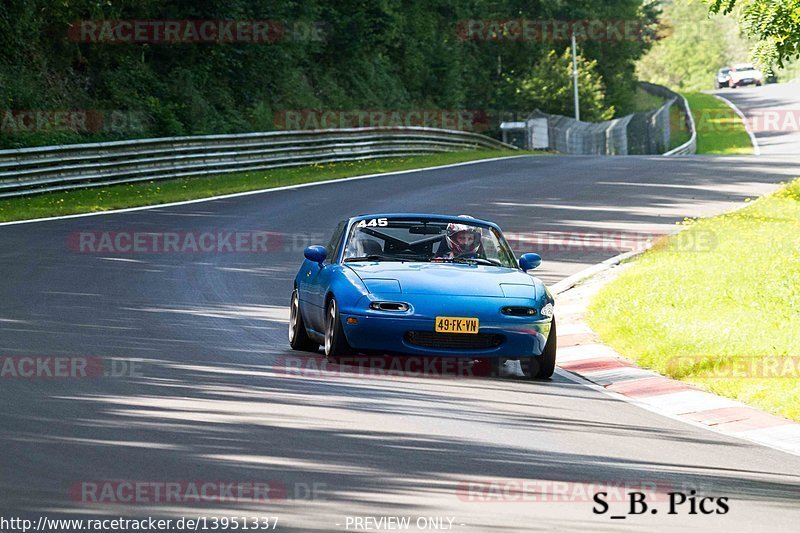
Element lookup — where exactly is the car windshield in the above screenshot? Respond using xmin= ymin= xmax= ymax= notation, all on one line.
xmin=720 ymin=68 xmax=731 ymax=74
xmin=734 ymin=64 xmax=755 ymax=71
xmin=342 ymin=217 xmax=518 ymax=268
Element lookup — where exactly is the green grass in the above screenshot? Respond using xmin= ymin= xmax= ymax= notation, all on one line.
xmin=774 ymin=61 xmax=800 ymax=83
xmin=669 ymin=104 xmax=691 ymax=150
xmin=630 ymin=86 xmax=666 ymax=113
xmin=587 ymin=178 xmax=800 ymax=421
xmin=0 ymin=150 xmax=525 ymax=223
xmin=684 ymin=92 xmax=753 ymax=155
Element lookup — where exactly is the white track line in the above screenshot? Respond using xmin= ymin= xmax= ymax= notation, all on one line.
xmin=0 ymin=154 xmax=530 ymax=227
xmin=713 ymin=93 xmax=761 ymax=156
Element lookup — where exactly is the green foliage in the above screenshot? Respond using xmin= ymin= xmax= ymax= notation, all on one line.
xmin=636 ymin=0 xmax=752 ymax=91
xmin=774 ymin=60 xmax=800 ymax=81
xmin=631 ymin=85 xmax=663 ymax=112
xmin=0 ymin=0 xmax=655 ymax=147
xmin=517 ymin=48 xmax=615 ymax=121
xmin=708 ymin=0 xmax=800 ymax=67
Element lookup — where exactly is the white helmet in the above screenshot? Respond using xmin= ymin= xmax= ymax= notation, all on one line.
xmin=446 ymin=215 xmax=481 ymax=256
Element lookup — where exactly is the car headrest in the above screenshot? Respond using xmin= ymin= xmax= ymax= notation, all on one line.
xmin=359 ymin=239 xmax=383 ymax=256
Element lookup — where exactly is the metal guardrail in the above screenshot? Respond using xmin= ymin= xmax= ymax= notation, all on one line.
xmin=528 ymin=110 xmax=633 ymax=155
xmin=661 ymin=92 xmax=697 ymax=156
xmin=0 ymin=127 xmax=515 ymax=198
xmin=626 ymin=95 xmax=675 ymax=155
xmin=639 ymin=82 xmax=697 ymax=156
xmin=515 ymin=82 xmax=696 ymax=156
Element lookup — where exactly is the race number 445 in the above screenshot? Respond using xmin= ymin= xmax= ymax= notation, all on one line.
xmin=356 ymin=218 xmax=388 ymax=228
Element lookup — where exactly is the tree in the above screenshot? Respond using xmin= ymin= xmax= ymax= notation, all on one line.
xmin=0 ymin=0 xmax=654 ymax=146
xmin=636 ymin=0 xmax=751 ymax=90
xmin=517 ymin=48 xmax=615 ymax=122
xmin=707 ymin=0 xmax=800 ymax=66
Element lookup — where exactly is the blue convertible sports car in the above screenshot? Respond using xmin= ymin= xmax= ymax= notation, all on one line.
xmin=289 ymin=214 xmax=557 ymax=378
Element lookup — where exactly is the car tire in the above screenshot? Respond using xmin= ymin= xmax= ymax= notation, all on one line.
xmin=289 ymin=289 xmax=319 ymax=352
xmin=324 ymin=297 xmax=353 ymax=361
xmin=523 ymin=318 xmax=557 ymax=379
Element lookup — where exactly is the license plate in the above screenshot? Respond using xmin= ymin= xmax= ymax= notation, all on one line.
xmin=435 ymin=317 xmax=479 ymax=334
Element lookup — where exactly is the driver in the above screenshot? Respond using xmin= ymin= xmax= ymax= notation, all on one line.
xmin=436 ymin=217 xmax=484 ymax=259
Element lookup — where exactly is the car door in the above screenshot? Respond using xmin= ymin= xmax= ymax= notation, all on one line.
xmin=301 ymin=220 xmax=347 ymax=331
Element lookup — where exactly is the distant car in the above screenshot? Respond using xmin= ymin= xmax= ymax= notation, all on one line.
xmin=715 ymin=67 xmax=731 ymax=89
xmin=288 ymin=214 xmax=558 ymax=378
xmin=729 ymin=63 xmax=763 ymax=88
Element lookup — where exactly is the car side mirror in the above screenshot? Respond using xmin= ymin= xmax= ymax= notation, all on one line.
xmin=304 ymin=245 xmax=327 ymax=265
xmin=519 ymin=253 xmax=542 ymax=272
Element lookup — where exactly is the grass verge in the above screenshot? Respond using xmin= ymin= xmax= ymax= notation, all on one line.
xmin=669 ymin=104 xmax=691 ymax=150
xmin=0 ymin=150 xmax=525 ymax=223
xmin=587 ymin=178 xmax=800 ymax=421
xmin=684 ymin=92 xmax=754 ymax=155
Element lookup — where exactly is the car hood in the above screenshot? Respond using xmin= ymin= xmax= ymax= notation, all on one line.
xmin=345 ymin=262 xmax=535 ymax=297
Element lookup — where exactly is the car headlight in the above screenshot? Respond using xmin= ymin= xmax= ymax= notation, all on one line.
xmin=540 ymin=302 xmax=554 ymax=318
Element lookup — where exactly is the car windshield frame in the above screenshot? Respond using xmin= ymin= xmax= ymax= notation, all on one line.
xmin=339 ymin=216 xmax=519 ymax=269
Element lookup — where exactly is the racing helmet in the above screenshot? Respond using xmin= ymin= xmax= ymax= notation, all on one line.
xmin=446 ymin=215 xmax=481 ymax=256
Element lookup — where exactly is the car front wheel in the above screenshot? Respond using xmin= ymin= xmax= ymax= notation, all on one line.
xmin=324 ymin=297 xmax=353 ymax=361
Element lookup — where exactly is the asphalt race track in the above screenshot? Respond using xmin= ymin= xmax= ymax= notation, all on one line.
xmin=1 ymin=86 xmax=800 ymax=532
xmin=713 ymin=81 xmax=800 ymax=155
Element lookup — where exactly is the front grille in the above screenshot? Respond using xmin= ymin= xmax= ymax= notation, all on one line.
xmin=405 ymin=331 xmax=504 ymax=350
